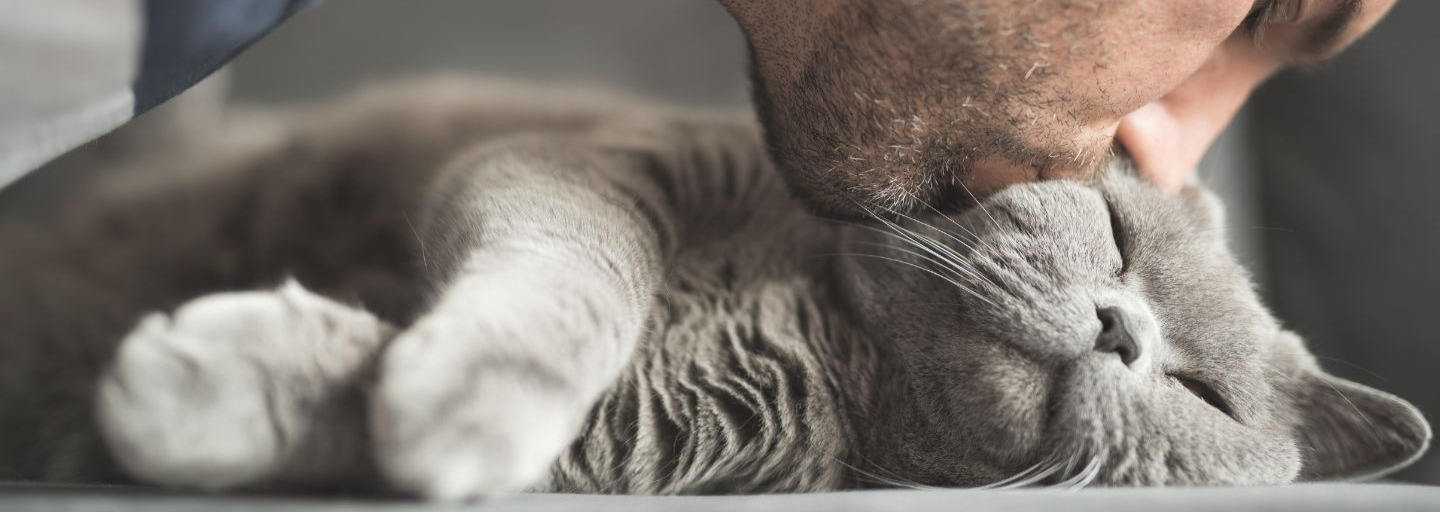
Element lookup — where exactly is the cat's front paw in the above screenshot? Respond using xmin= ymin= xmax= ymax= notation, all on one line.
xmin=95 ymin=283 xmax=388 ymax=489
xmin=371 ymin=319 xmax=581 ymax=501
xmin=97 ymin=306 xmax=286 ymax=489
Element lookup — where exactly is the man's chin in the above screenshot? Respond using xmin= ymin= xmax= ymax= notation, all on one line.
xmin=770 ymin=155 xmax=966 ymax=220
xmin=772 ymin=151 xmax=1112 ymax=220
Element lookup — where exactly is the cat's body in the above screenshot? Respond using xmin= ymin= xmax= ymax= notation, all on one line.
xmin=0 ymin=79 xmax=1428 ymax=498
xmin=0 ymin=79 xmax=858 ymax=493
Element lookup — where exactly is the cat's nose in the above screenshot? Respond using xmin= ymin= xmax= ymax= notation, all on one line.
xmin=1094 ymin=307 xmax=1139 ymax=366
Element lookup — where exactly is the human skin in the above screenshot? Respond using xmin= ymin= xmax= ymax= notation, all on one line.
xmin=716 ymin=0 xmax=1397 ymax=217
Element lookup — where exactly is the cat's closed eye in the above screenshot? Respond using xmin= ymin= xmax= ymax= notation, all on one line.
xmin=1105 ymin=201 xmax=1129 ymax=275
xmin=1171 ymin=374 xmax=1234 ymax=419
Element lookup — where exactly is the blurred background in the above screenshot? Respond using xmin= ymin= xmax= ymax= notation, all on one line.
xmin=1 ymin=0 xmax=1436 ymax=484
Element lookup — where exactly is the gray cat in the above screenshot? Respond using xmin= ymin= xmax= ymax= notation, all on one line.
xmin=0 ymin=79 xmax=1429 ymax=500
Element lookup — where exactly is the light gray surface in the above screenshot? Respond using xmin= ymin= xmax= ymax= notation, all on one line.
xmin=2 ymin=484 xmax=1439 ymax=512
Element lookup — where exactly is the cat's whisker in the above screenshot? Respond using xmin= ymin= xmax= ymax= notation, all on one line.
xmin=900 ymin=302 xmax=986 ymax=308
xmin=864 ymin=200 xmax=996 ymax=275
xmin=1191 ymin=225 xmax=1301 ymax=235
xmin=974 ymin=458 xmax=1052 ymax=489
xmin=1262 ymin=369 xmax=1315 ymax=403
xmin=858 ymin=206 xmax=976 ymax=270
xmin=900 ymin=227 xmax=1004 ymax=293
xmin=1315 ymin=376 xmax=1385 ymax=441
xmin=853 ymin=453 xmax=943 ymax=491
xmin=862 ymin=212 xmax=1009 ymax=297
xmin=1048 ymin=450 xmax=1084 ymax=489
xmin=995 ymin=456 xmax=1067 ymax=489
xmin=899 ymin=223 xmax=992 ymax=280
xmin=834 ymin=461 xmax=894 ymax=489
xmin=829 ymin=253 xmax=1002 ymax=309
xmin=849 ymin=241 xmax=1000 ymax=299
xmin=855 ymin=218 xmax=1009 ymax=302
xmin=877 ymin=218 xmax=1025 ymax=304
xmin=1058 ymin=448 xmax=1104 ymax=489
xmin=849 ymin=241 xmax=971 ymax=280
xmin=955 ymin=180 xmax=1002 ymax=230
xmin=1063 ymin=455 xmax=1104 ymax=490
xmin=892 ymin=188 xmax=1001 ymax=260
xmin=832 ymin=457 xmax=940 ymax=491
xmin=1260 ymin=361 xmax=1384 ymax=442
xmin=1269 ymin=350 xmax=1389 ymax=384
xmin=899 ymin=188 xmax=1010 ymax=269
xmin=1262 ymin=367 xmax=1304 ymax=383
xmin=401 ymin=210 xmax=430 ymax=271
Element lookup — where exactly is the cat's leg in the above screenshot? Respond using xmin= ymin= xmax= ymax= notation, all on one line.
xmin=95 ymin=280 xmax=392 ymax=490
xmin=370 ymin=139 xmax=675 ymax=500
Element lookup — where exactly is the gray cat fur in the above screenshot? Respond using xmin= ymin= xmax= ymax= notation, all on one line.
xmin=0 ymin=79 xmax=1427 ymax=499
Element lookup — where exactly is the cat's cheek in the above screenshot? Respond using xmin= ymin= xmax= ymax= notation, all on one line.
xmin=933 ymin=348 xmax=1053 ymax=464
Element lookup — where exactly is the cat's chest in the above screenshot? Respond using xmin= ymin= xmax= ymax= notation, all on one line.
xmin=645 ymin=217 xmax=844 ymax=376
xmin=542 ymin=223 xmax=853 ymax=494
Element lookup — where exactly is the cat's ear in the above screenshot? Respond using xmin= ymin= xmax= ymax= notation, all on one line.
xmin=1292 ymin=371 xmax=1431 ymax=481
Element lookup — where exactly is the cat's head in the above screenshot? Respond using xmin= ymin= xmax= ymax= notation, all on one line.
xmin=841 ymin=172 xmax=1430 ymax=487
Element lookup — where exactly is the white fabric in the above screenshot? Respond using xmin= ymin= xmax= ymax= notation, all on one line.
xmin=0 ymin=0 xmax=141 ymax=188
